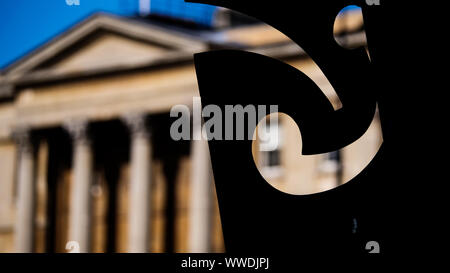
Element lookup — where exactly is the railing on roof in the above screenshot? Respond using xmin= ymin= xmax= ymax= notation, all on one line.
xmin=139 ymin=0 xmax=218 ymax=26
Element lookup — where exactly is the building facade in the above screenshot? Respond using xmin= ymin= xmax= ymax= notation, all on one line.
xmin=0 ymin=9 xmax=380 ymax=253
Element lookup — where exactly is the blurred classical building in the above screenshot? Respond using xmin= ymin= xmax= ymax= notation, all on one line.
xmin=0 ymin=7 xmax=379 ymax=253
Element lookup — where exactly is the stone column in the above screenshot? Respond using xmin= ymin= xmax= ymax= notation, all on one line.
xmin=188 ymin=121 xmax=213 ymax=253
xmin=14 ymin=127 xmax=36 ymax=253
xmin=65 ymin=119 xmax=93 ymax=253
xmin=123 ymin=114 xmax=152 ymax=253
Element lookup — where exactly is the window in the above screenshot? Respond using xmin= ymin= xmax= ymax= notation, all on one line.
xmin=258 ymin=118 xmax=283 ymax=178
xmin=318 ymin=151 xmax=341 ymax=174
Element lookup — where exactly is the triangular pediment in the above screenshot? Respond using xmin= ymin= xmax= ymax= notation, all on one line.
xmin=38 ymin=31 xmax=173 ymax=74
xmin=4 ymin=13 xmax=206 ymax=76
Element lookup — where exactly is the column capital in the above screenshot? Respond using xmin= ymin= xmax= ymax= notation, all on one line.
xmin=12 ymin=125 xmax=33 ymax=153
xmin=122 ymin=113 xmax=150 ymax=138
xmin=64 ymin=118 xmax=90 ymax=144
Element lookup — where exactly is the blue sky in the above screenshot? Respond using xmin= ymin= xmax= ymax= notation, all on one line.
xmin=0 ymin=0 xmax=141 ymax=69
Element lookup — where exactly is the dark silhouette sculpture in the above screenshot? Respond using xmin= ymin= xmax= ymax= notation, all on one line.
xmin=187 ymin=0 xmax=390 ymax=254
